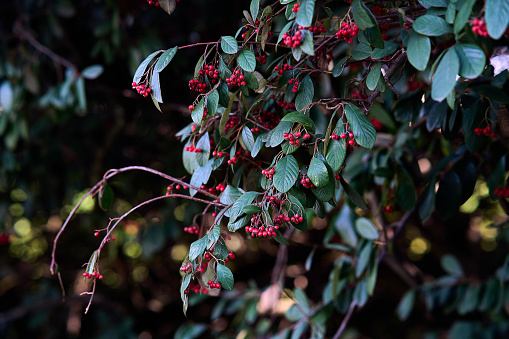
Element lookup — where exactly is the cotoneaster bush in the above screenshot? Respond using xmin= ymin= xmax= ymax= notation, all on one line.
xmin=50 ymin=0 xmax=509 ymax=337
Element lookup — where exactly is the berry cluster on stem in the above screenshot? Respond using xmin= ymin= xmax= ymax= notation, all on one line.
xmin=471 ymin=18 xmax=489 ymax=37
xmin=336 ymin=22 xmax=359 ymax=44
xmin=474 ymin=126 xmax=495 ymax=137
xmin=494 ymin=187 xmax=509 ymax=199
xmin=132 ymin=82 xmax=152 ymax=97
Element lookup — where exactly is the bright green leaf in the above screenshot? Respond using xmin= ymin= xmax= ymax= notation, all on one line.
xmin=237 ymin=49 xmax=257 ymax=72
xmin=407 ymin=31 xmax=431 ymax=71
xmin=216 ymin=263 xmax=234 ymax=290
xmin=431 ymin=48 xmax=459 ymax=102
xmin=344 ymin=103 xmax=376 ymax=148
xmin=273 ymin=155 xmax=299 ymax=193
xmin=154 ymin=47 xmax=178 ymax=72
xmin=221 ymin=36 xmax=239 ymax=54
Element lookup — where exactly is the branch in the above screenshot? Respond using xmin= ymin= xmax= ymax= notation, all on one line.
xmin=50 ymin=165 xmax=224 ymax=275
xmin=14 ymin=21 xmax=78 ymax=74
xmin=332 ymin=301 xmax=357 ymax=339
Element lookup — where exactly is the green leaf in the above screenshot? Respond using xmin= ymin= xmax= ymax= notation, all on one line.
xmin=228 ymin=191 xmax=259 ymax=231
xmin=363 ymin=25 xmax=384 ymax=49
xmin=81 ymin=65 xmax=104 ymax=79
xmin=75 ymin=77 xmax=86 ymax=111
xmin=250 ymin=0 xmax=259 ymax=21
xmin=266 ymin=121 xmax=292 ymax=147
xmin=325 ymin=138 xmax=346 ymax=172
xmin=295 ymin=0 xmax=315 ymax=27
xmin=251 ymin=133 xmax=266 ymax=157
xmin=220 ymin=185 xmax=242 ymax=207
xmin=0 ymin=81 xmax=14 ymax=113
xmin=446 ymin=2 xmax=456 ymax=24
xmin=150 ymin=70 xmax=162 ymax=103
xmin=133 ymin=50 xmax=162 ymax=84
xmin=218 ymin=57 xmax=232 ymax=80
xmin=454 ymin=0 xmax=475 ymax=34
xmin=421 ymin=0 xmax=447 ymax=7
xmin=332 ymin=56 xmax=348 ymax=77
xmin=371 ymin=41 xmax=400 ymax=59
xmin=355 ymin=218 xmax=379 ymax=240
xmin=413 ymin=15 xmax=453 ymax=36
xmin=98 ymin=183 xmax=114 ymax=211
xmin=195 ymin=132 xmax=210 ymax=167
xmin=159 ymin=0 xmax=176 ymax=15
xmin=366 ymin=63 xmax=382 ymax=91
xmin=189 ymin=235 xmax=209 ymax=261
xmin=311 ymin=163 xmax=336 ymax=202
xmin=351 ymin=43 xmax=372 ymax=60
xmin=207 ymin=89 xmax=219 ymax=115
xmin=154 ymin=47 xmax=178 ymax=73
xmin=396 ymin=290 xmax=415 ymax=321
xmin=454 ymin=43 xmax=486 ymax=79
xmin=441 ymin=254 xmax=464 ymax=277
xmin=221 ymin=36 xmax=238 ymax=54
xmin=237 ymin=49 xmax=257 ymax=72
xmin=277 ymin=21 xmax=294 ymax=45
xmin=344 ymin=103 xmax=376 ymax=148
xmin=300 ymin=30 xmax=315 ymax=56
xmin=351 ymin=0 xmax=376 ymax=30
xmin=189 ymin=161 xmax=213 ymax=196
xmin=274 ymin=229 xmax=289 ymax=245
xmin=216 ymin=263 xmax=234 ymax=290
xmin=435 ymin=170 xmax=462 ymax=220
xmin=241 ymin=126 xmax=255 ymax=152
xmin=339 ymin=177 xmax=368 ymax=210
xmin=485 ymin=0 xmax=509 ymax=39
xmin=85 ymin=251 xmax=98 ymax=277
xmin=353 ymin=279 xmax=368 ymax=306
xmin=295 ymin=75 xmax=314 ymax=111
xmin=183 ymin=141 xmax=198 ymax=174
xmin=308 ymin=156 xmax=329 ymax=188
xmin=191 ymin=97 xmax=205 ymax=124
xmin=281 ymin=111 xmax=316 ymax=133
xmin=431 ymin=48 xmax=459 ymax=102
xmin=396 ymin=166 xmax=416 ymax=211
xmin=407 ymin=31 xmax=431 ymax=71
xmin=243 ymin=71 xmax=259 ymax=90
xmin=242 ymin=205 xmax=262 ymax=214
xmin=273 ymin=155 xmax=299 ymax=193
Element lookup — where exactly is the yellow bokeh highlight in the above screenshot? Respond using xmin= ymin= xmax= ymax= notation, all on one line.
xmin=10 ymin=188 xmax=28 ymax=202
xmin=171 ymin=244 xmax=188 ymax=261
xmin=9 ymin=203 xmax=24 ymax=217
xmin=409 ymin=237 xmax=429 ymax=255
xmin=13 ymin=218 xmax=31 ymax=238
xmin=123 ymin=241 xmax=142 ymax=258
xmin=72 ymin=190 xmax=95 ymax=214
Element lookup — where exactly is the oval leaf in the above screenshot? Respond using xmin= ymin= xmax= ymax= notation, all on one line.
xmin=366 ymin=63 xmax=382 ymax=91
xmin=216 ymin=263 xmax=234 ymax=290
xmin=308 ymin=156 xmax=329 ymax=188
xmin=344 ymin=103 xmax=376 ymax=148
xmin=237 ymin=49 xmax=256 ymax=72
xmin=295 ymin=0 xmax=315 ymax=27
xmin=413 ymin=15 xmax=453 ymax=36
xmin=325 ymin=138 xmax=346 ymax=172
xmin=281 ymin=111 xmax=316 ymax=134
xmin=294 ymin=75 xmax=314 ymax=111
xmin=154 ymin=47 xmax=178 ymax=73
xmin=273 ymin=155 xmax=299 ymax=193
xmin=485 ymin=0 xmax=509 ymax=39
xmin=221 ymin=36 xmax=238 ymax=54
xmin=355 ymin=217 xmax=379 ymax=240
xmin=454 ymin=43 xmax=486 ymax=79
xmin=431 ymin=48 xmax=459 ymax=102
xmin=407 ymin=31 xmax=431 ymax=71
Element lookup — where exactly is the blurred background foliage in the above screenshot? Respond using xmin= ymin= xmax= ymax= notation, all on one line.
xmin=1 ymin=0 xmax=509 ymax=338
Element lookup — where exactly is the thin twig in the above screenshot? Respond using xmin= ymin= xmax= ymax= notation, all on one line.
xmin=332 ymin=301 xmax=357 ymax=339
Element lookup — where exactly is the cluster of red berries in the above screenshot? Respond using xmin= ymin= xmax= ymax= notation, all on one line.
xmin=83 ymin=271 xmax=103 ymax=280
xmin=474 ymin=126 xmax=495 ymax=137
xmin=199 ymin=64 xmax=219 ymax=81
xmin=200 ymin=183 xmax=226 ymax=194
xmin=250 ymin=127 xmax=260 ymax=133
xmin=273 ymin=63 xmax=293 ymax=75
xmin=227 ymin=156 xmax=238 ymax=165
xmin=292 ymin=3 xmax=300 ymax=12
xmin=281 ymin=30 xmax=303 ymax=48
xmin=289 ymin=78 xmax=300 ymax=93
xmin=256 ymin=55 xmax=267 ymax=64
xmin=184 ymin=225 xmax=199 ymax=234
xmin=212 ymin=150 xmax=226 ymax=158
xmin=184 ymin=282 xmax=208 ymax=295
xmin=225 ymin=116 xmax=240 ymax=131
xmin=216 ymin=183 xmax=226 ymax=192
xmin=184 ymin=144 xmax=202 ymax=153
xmin=208 ymin=281 xmax=221 ymax=289
xmin=226 ymin=69 xmax=247 ymax=87
xmin=262 ymin=168 xmax=275 ymax=180
xmin=331 ymin=131 xmax=357 ymax=146
xmin=265 ymin=195 xmax=281 ymax=206
xmin=188 ymin=79 xmax=207 ymax=93
xmin=283 ymin=131 xmax=310 ymax=145
xmin=146 ymin=0 xmax=159 ymax=6
xmin=225 ymin=251 xmax=235 ymax=262
xmin=166 ymin=184 xmax=187 ymax=196
xmin=307 ymin=23 xmax=327 ymax=34
xmin=180 ymin=263 xmax=193 ymax=273
xmin=471 ymin=18 xmax=489 ymax=37
xmin=336 ymin=22 xmax=359 ymax=44
xmin=494 ymin=187 xmax=509 ymax=199
xmin=383 ymin=206 xmax=394 ymax=213
xmin=290 ymin=213 xmax=304 ymax=224
xmin=300 ymin=175 xmax=315 ymax=188
xmin=254 ymin=109 xmax=280 ymax=130
xmin=246 ymin=225 xmax=279 ymax=238
xmin=131 ymin=82 xmax=152 ymax=97
xmin=276 ymin=100 xmax=296 ymax=110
